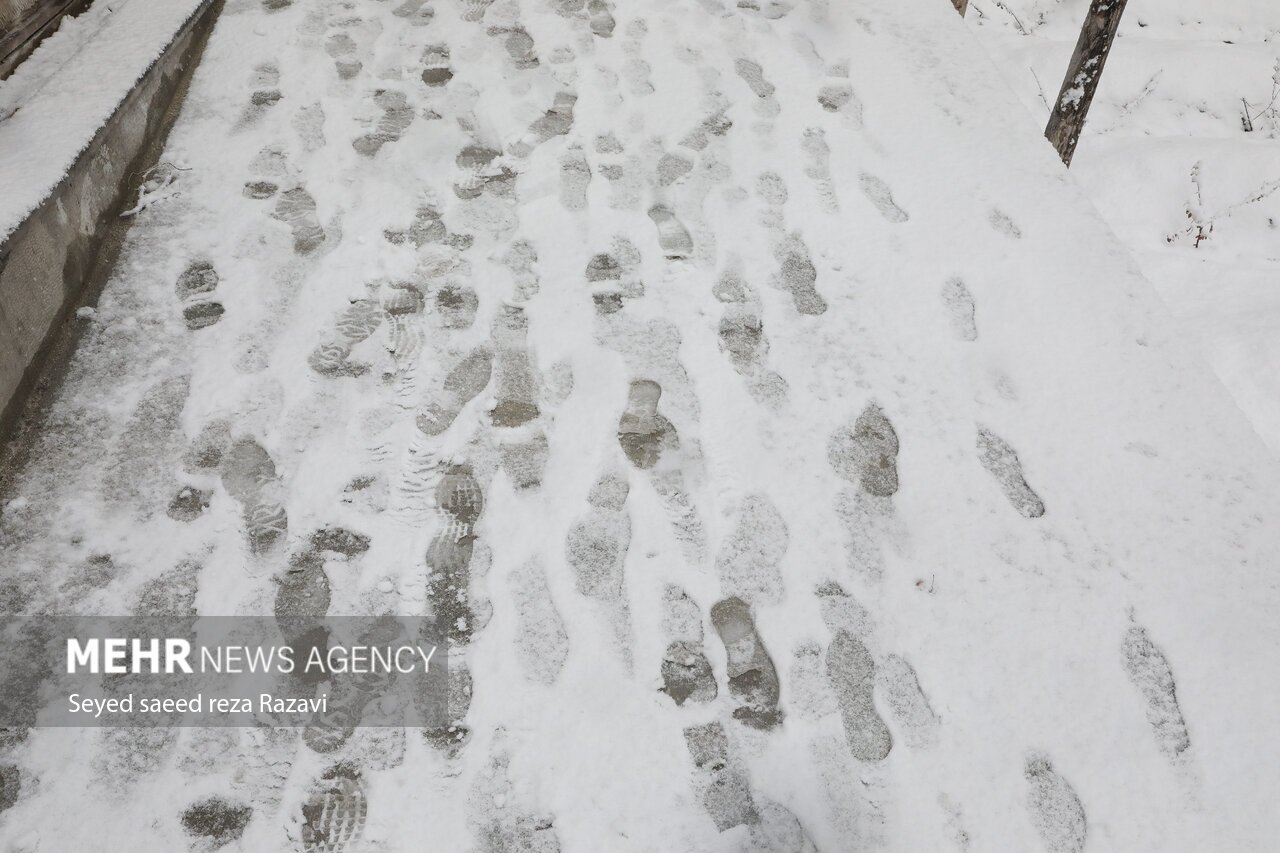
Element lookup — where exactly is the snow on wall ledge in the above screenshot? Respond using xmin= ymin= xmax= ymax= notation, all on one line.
xmin=0 ymin=0 xmax=214 ymax=434
xmin=0 ymin=0 xmax=207 ymax=239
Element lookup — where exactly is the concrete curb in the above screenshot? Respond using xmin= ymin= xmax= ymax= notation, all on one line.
xmin=0 ymin=0 xmax=222 ymax=444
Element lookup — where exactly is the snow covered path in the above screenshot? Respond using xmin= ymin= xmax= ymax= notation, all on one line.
xmin=1 ymin=0 xmax=1279 ymax=850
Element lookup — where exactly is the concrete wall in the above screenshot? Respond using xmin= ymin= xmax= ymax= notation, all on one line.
xmin=0 ymin=0 xmax=219 ymax=441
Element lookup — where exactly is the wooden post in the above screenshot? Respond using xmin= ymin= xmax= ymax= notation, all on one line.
xmin=951 ymin=0 xmax=968 ymax=16
xmin=1044 ymin=0 xmax=1128 ymax=166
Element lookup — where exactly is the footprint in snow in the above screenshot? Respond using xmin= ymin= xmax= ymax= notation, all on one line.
xmin=274 ymin=546 xmax=331 ymax=648
xmin=735 ymin=57 xmax=775 ymax=99
xmin=384 ymin=203 xmax=473 ymax=250
xmin=468 ymin=740 xmax=563 ymax=851
xmin=292 ymin=102 xmax=326 ymax=152
xmin=510 ymin=92 xmax=577 ymax=158
xmin=1121 ymin=623 xmax=1191 ymax=760
xmin=423 ymin=662 xmax=473 ymax=757
xmin=325 ymin=32 xmax=362 ymax=80
xmin=566 ymin=470 xmax=634 ymax=668
xmin=426 ymin=464 xmax=486 ymax=647
xmin=859 ymin=173 xmax=909 ymax=223
xmin=221 ymin=436 xmax=289 ymax=554
xmin=417 ymin=345 xmax=494 ymax=437
xmin=180 ymin=797 xmax=252 ymax=846
xmin=559 ymin=144 xmax=592 ymax=210
xmin=789 ymin=641 xmax=838 ymax=719
xmin=826 ymin=630 xmax=893 ymax=762
xmin=942 ymin=277 xmax=978 ymax=342
xmin=748 ymin=801 xmax=820 ymax=852
xmin=588 ymin=0 xmax=616 ymax=37
xmin=660 ymin=584 xmax=717 ymax=705
xmin=715 ymin=494 xmax=788 ymax=604
xmin=802 ymin=127 xmax=840 ymax=213
xmin=102 ymin=373 xmax=188 ymax=509
xmin=490 ymin=304 xmax=549 ymax=489
xmin=772 ymin=234 xmax=828 ymax=315
xmin=308 ymin=299 xmax=383 ymax=378
xmin=353 ymin=89 xmax=415 ymax=157
xmin=454 ymin=143 xmax=516 ymax=201
xmin=737 ymin=0 xmax=794 ymax=19
xmin=829 ymin=403 xmax=901 ymax=498
xmin=488 ymin=24 xmax=539 ymax=69
xmin=301 ymin=764 xmax=367 ymax=853
xmin=683 ymin=722 xmax=759 ymax=831
xmin=714 ymin=266 xmax=789 ymax=409
xmin=421 ymin=44 xmax=452 ymax=87
xmin=586 ymin=243 xmax=643 ymax=315
xmin=989 ymin=207 xmax=1023 ymax=239
xmin=1024 ymin=752 xmax=1087 ymax=853
xmin=596 ymin=133 xmax=642 ymax=210
xmin=712 ymin=596 xmax=784 ymax=730
xmin=877 ymin=653 xmax=940 ymax=749
xmin=393 ymin=0 xmax=434 ymax=24
xmin=462 ymin=0 xmax=495 ymax=23
xmin=502 ymin=239 xmax=542 ymax=302
xmin=975 ymin=427 xmax=1045 ymax=518
xmin=616 ymin=379 xmax=677 ymax=470
xmin=510 ymin=558 xmax=569 ymax=685
xmin=237 ymin=63 xmax=281 ymax=129
xmin=647 ymin=204 xmax=694 ymax=259
xmin=272 ymin=187 xmax=326 ymax=254
xmin=489 ymin=305 xmax=541 ymax=428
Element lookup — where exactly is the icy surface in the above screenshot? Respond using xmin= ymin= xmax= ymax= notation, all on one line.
xmin=1 ymin=0 xmax=1279 ymax=849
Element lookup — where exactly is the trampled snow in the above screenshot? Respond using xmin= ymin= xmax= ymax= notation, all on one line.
xmin=0 ymin=0 xmax=1278 ymax=850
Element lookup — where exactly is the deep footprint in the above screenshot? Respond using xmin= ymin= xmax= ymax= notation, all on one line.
xmin=421 ymin=44 xmax=452 ymax=86
xmin=301 ymin=765 xmax=367 ymax=853
xmin=711 ymin=596 xmax=783 ymax=729
xmin=616 ymin=379 xmax=676 ymax=470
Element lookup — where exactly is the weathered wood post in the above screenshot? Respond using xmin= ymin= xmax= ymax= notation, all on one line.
xmin=951 ymin=0 xmax=969 ymax=16
xmin=1044 ymin=0 xmax=1129 ymax=166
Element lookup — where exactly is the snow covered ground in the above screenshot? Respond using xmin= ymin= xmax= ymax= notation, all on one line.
xmin=966 ymin=0 xmax=1280 ymax=454
xmin=1 ymin=0 xmax=1280 ymax=850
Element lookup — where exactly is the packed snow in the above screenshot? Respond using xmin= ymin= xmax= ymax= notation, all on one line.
xmin=1 ymin=0 xmax=1279 ymax=850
